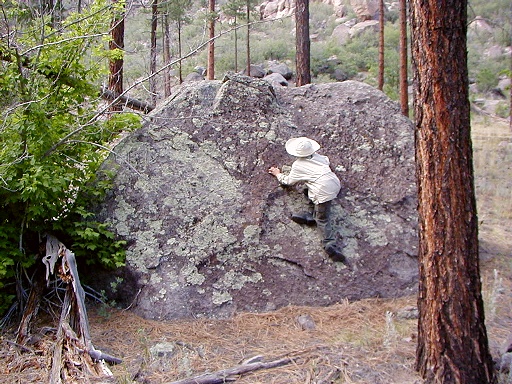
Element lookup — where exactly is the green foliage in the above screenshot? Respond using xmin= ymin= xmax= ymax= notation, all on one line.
xmin=340 ymin=30 xmax=380 ymax=72
xmin=221 ymin=0 xmax=246 ymax=20
xmin=475 ymin=67 xmax=498 ymax=93
xmin=163 ymin=0 xmax=193 ymax=25
xmin=254 ymin=38 xmax=293 ymax=62
xmin=309 ymin=2 xmax=338 ymax=36
xmin=67 ymin=220 xmax=127 ymax=269
xmin=105 ymin=112 xmax=142 ymax=133
xmin=0 ymin=0 xmax=139 ymax=316
xmin=494 ymin=102 xmax=510 ymax=119
xmin=367 ymin=25 xmax=401 ymax=100
xmin=468 ymin=0 xmax=511 ymax=21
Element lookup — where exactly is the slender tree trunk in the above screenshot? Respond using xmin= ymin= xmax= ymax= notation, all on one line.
xmin=399 ymin=0 xmax=409 ymax=116
xmin=295 ymin=0 xmax=311 ymax=86
xmin=108 ymin=0 xmax=125 ymax=113
xmin=378 ymin=0 xmax=384 ymax=90
xmin=411 ymin=0 xmax=495 ymax=382
xmin=207 ymin=0 xmax=215 ymax=80
xmin=178 ymin=20 xmax=183 ymax=84
xmin=234 ymin=15 xmax=238 ymax=72
xmin=246 ymin=2 xmax=251 ymax=76
xmin=163 ymin=12 xmax=172 ymax=96
xmin=150 ymin=0 xmax=158 ymax=105
xmin=509 ymin=21 xmax=511 ymax=132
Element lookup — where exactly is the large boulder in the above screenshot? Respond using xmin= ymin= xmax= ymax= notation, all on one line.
xmin=267 ymin=61 xmax=293 ymax=80
xmin=331 ymin=23 xmax=351 ymax=45
xmin=96 ymin=74 xmax=418 ymax=320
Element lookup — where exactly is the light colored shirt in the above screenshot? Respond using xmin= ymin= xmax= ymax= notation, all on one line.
xmin=277 ymin=153 xmax=341 ymax=204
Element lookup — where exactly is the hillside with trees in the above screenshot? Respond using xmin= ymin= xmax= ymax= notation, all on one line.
xmin=116 ymin=0 xmax=511 ymax=117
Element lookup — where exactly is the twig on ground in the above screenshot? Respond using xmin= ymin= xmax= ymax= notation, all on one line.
xmin=165 ymin=356 xmax=294 ymax=384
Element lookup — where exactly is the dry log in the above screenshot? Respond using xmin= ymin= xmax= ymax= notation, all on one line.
xmin=165 ymin=356 xmax=293 ymax=384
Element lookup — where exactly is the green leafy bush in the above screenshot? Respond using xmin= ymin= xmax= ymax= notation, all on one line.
xmin=0 ymin=0 xmax=140 ymax=317
xmin=475 ymin=67 xmax=498 ymax=93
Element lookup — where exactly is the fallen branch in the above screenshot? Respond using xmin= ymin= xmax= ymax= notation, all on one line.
xmin=165 ymin=356 xmax=293 ymax=384
xmin=100 ymin=87 xmax=154 ymax=113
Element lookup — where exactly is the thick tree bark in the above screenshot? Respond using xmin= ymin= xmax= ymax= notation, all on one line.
xmin=207 ymin=0 xmax=216 ymax=80
xmin=295 ymin=0 xmax=311 ymax=86
xmin=108 ymin=0 xmax=125 ymax=113
xmin=398 ymin=0 xmax=408 ymax=116
xmin=411 ymin=0 xmax=495 ymax=382
xmin=377 ymin=0 xmax=384 ymax=90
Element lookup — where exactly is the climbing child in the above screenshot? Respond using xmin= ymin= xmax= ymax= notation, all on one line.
xmin=268 ymin=137 xmax=345 ymax=262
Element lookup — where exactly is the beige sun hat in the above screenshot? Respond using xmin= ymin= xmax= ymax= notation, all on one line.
xmin=285 ymin=137 xmax=320 ymax=157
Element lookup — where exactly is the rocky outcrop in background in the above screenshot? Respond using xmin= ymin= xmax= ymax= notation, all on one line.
xmin=259 ymin=0 xmax=379 ymax=21
xmin=96 ymin=75 xmax=418 ymax=320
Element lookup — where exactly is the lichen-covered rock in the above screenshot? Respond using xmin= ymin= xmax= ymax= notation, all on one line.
xmin=96 ymin=74 xmax=418 ymax=320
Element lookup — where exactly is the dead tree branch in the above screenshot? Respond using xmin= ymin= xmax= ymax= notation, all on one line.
xmin=165 ymin=356 xmax=293 ymax=384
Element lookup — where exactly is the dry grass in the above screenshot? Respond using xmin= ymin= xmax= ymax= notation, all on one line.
xmin=1 ymin=116 xmax=511 ymax=383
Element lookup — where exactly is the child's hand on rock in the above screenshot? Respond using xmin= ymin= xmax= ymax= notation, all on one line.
xmin=268 ymin=166 xmax=281 ymax=176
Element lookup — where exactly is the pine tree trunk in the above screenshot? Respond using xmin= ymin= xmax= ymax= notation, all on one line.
xmin=234 ymin=15 xmax=238 ymax=72
xmin=150 ymin=0 xmax=158 ymax=105
xmin=509 ymin=1 xmax=512 ymax=132
xmin=399 ymin=0 xmax=408 ymax=116
xmin=108 ymin=0 xmax=125 ymax=113
xmin=411 ymin=0 xmax=495 ymax=382
xmin=207 ymin=0 xmax=215 ymax=80
xmin=178 ymin=20 xmax=183 ymax=84
xmin=295 ymin=0 xmax=311 ymax=86
xmin=378 ymin=0 xmax=384 ymax=90
xmin=246 ymin=2 xmax=250 ymax=76
xmin=163 ymin=13 xmax=172 ymax=96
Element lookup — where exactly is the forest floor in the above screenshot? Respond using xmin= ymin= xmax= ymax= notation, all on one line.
xmin=1 ymin=116 xmax=511 ymax=384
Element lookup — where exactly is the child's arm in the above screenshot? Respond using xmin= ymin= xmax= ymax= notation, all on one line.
xmin=268 ymin=166 xmax=296 ymax=186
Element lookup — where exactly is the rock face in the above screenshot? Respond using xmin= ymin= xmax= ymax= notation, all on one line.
xmin=349 ymin=0 xmax=379 ymax=21
xmin=259 ymin=0 xmax=348 ymax=20
xmin=97 ymin=74 xmax=418 ymax=320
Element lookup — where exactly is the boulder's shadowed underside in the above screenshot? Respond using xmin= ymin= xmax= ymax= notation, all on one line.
xmin=97 ymin=74 xmax=418 ymax=320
